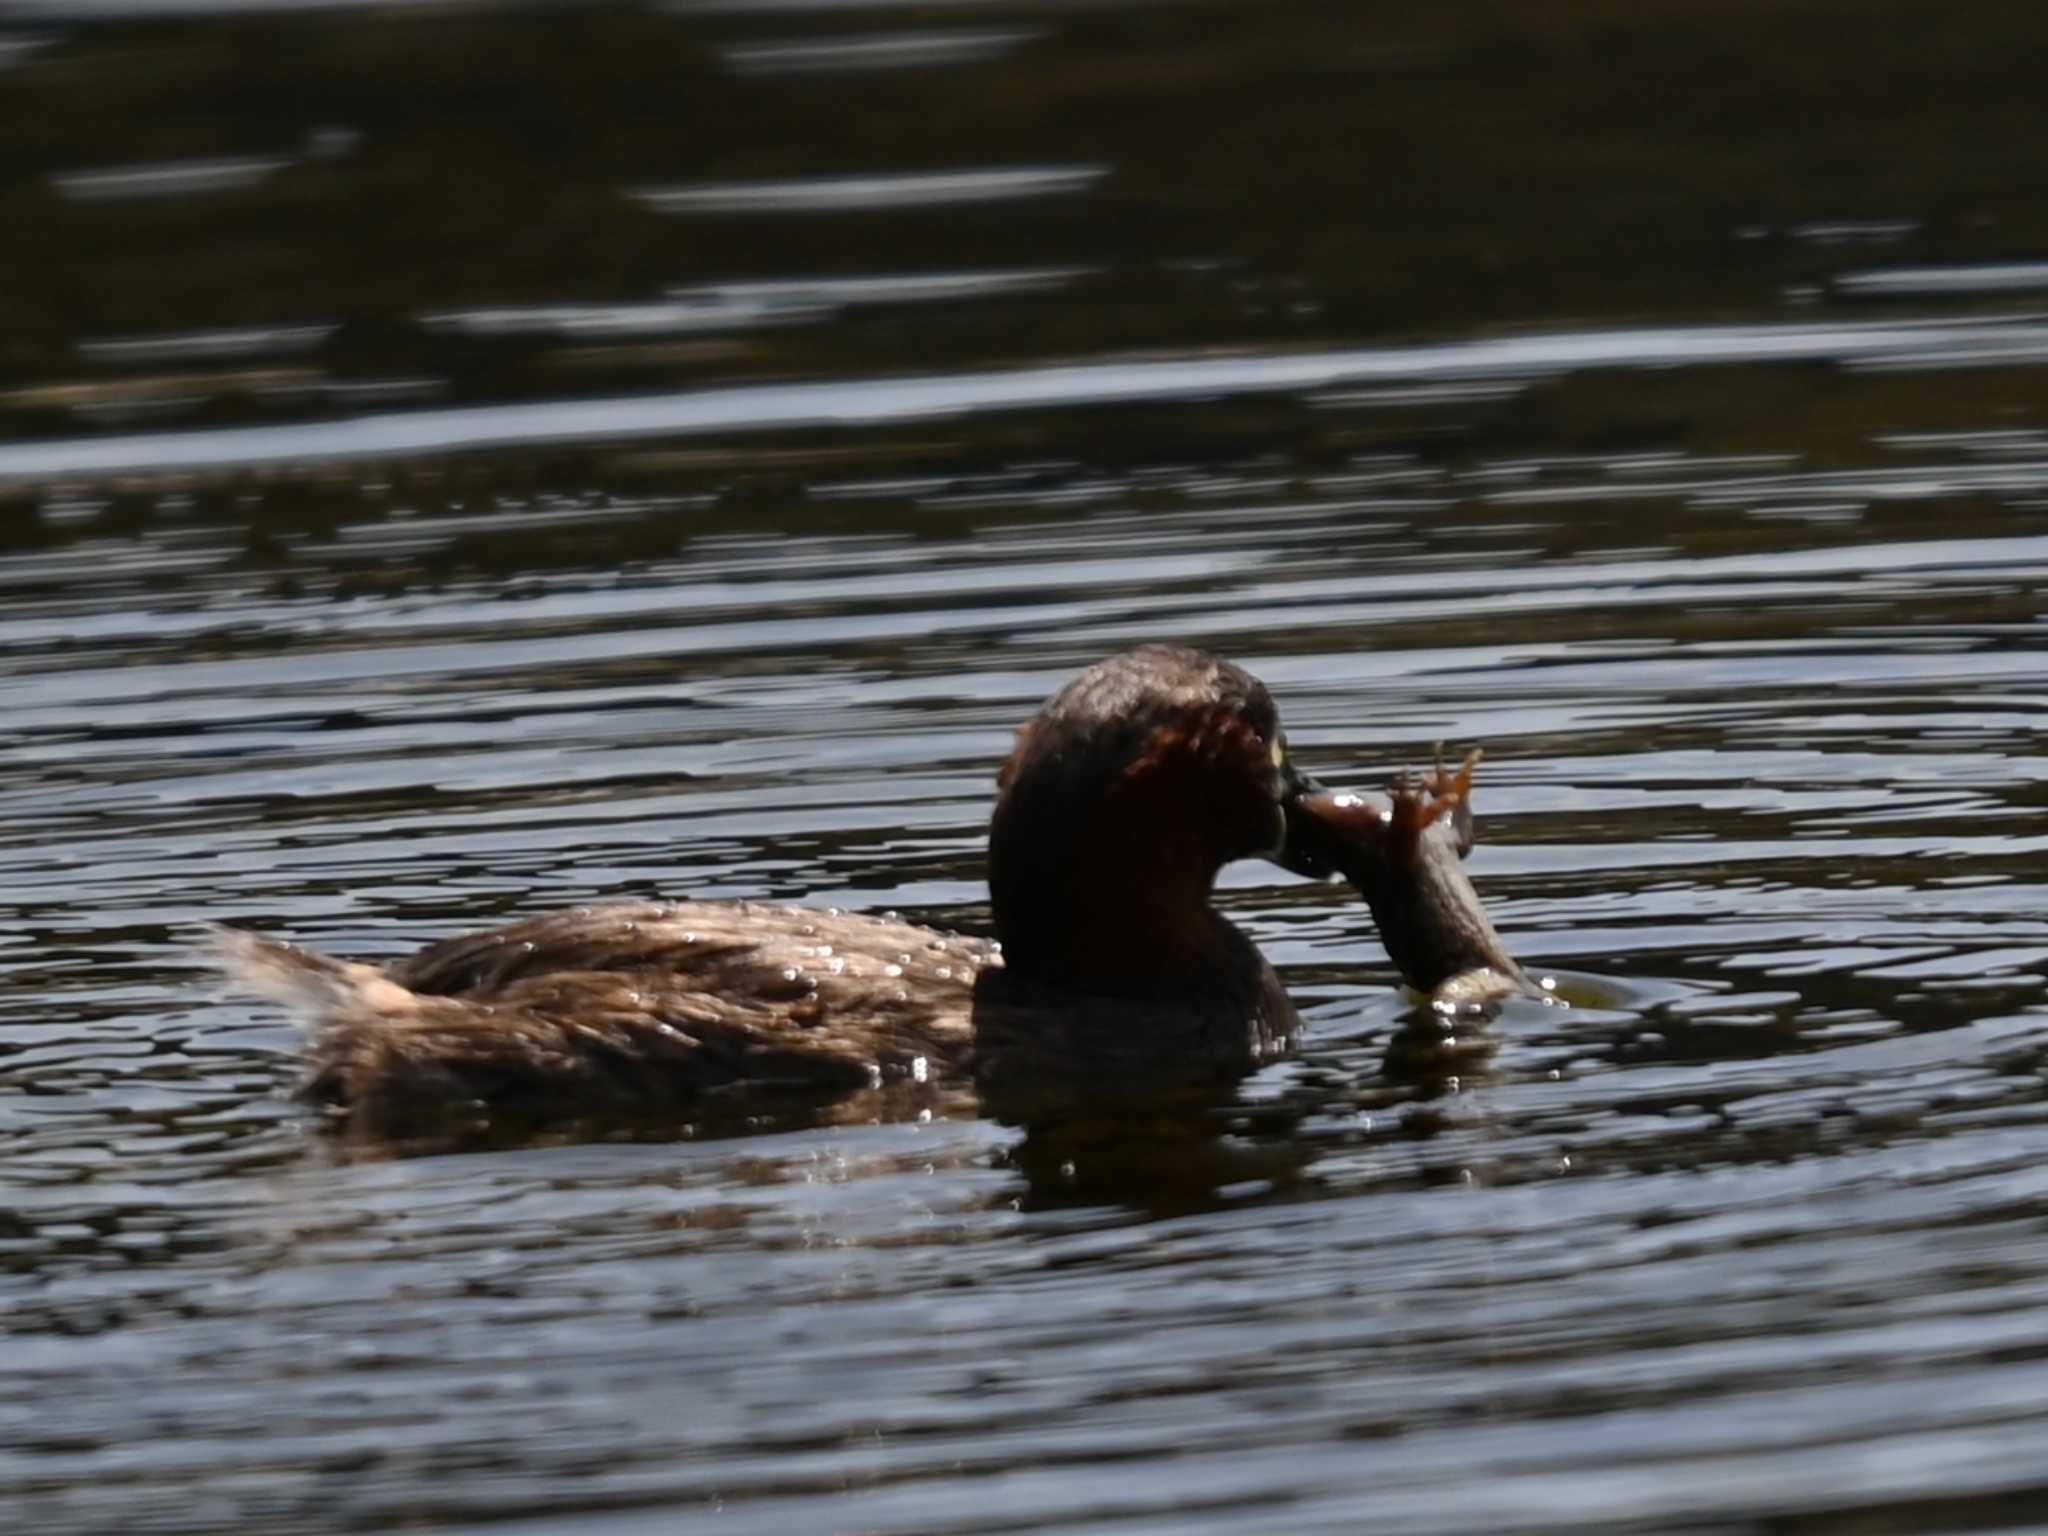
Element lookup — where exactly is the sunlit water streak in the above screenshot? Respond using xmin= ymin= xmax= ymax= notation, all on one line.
xmin=626 ymin=164 xmax=1110 ymax=215
xmin=11 ymin=313 xmax=2048 ymax=481
xmin=418 ymin=267 xmax=1093 ymax=339
xmin=716 ymin=27 xmax=1042 ymax=75
xmin=49 ymin=154 xmax=291 ymax=202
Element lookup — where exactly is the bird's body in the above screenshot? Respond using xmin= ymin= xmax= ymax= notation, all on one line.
xmin=219 ymin=901 xmax=989 ymax=1137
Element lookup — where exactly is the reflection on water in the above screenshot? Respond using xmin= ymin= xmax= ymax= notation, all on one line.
xmin=1844 ymin=260 xmax=2048 ymax=296
xmin=50 ymin=153 xmax=291 ymax=202
xmin=715 ymin=27 xmax=1043 ymax=75
xmin=76 ymin=324 xmax=339 ymax=365
xmin=419 ymin=266 xmax=1093 ymax=339
xmin=7 ymin=0 xmax=2048 ymax=1532
xmin=627 ymin=164 xmax=1110 ymax=215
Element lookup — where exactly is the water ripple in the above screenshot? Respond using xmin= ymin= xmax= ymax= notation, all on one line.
xmin=11 ymin=314 xmax=2048 ymax=482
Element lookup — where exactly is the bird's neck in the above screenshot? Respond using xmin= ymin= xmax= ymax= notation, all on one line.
xmin=988 ymin=814 xmax=1240 ymax=1000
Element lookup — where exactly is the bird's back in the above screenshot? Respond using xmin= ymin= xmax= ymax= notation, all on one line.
xmin=219 ymin=901 xmax=990 ymax=1143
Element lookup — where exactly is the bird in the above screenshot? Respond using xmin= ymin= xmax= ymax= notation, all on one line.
xmin=213 ymin=645 xmax=1491 ymax=1144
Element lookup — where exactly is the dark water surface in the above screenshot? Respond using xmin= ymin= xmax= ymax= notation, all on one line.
xmin=7 ymin=2 xmax=2048 ymax=1531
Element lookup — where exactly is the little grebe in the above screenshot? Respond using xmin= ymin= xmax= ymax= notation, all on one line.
xmin=216 ymin=645 xmax=1499 ymax=1139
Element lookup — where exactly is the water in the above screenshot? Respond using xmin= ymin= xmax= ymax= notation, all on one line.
xmin=6 ymin=2 xmax=2048 ymax=1531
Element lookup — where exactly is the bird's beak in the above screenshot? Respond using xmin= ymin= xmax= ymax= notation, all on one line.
xmin=1275 ymin=762 xmax=1357 ymax=880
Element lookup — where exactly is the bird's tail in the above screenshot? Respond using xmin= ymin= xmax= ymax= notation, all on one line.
xmin=202 ymin=924 xmax=413 ymax=1027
